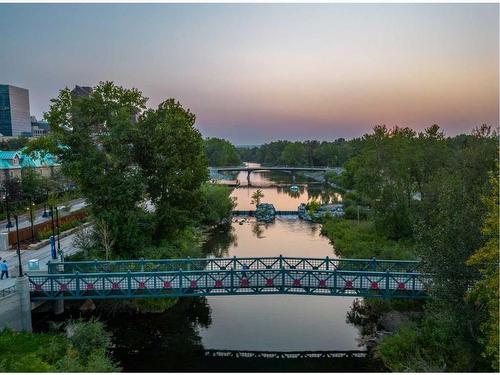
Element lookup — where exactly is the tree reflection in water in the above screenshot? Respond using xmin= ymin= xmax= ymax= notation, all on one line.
xmin=201 ymin=223 xmax=238 ymax=257
xmin=252 ymin=221 xmax=268 ymax=238
xmin=107 ymin=297 xmax=212 ymax=371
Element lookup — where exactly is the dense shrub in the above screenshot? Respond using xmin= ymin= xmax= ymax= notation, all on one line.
xmin=321 ymin=218 xmax=416 ymax=259
xmin=378 ymin=311 xmax=476 ymax=372
xmin=198 ymin=183 xmax=235 ymax=226
xmin=0 ymin=320 xmax=120 ymax=372
xmin=344 ymin=205 xmax=368 ymax=220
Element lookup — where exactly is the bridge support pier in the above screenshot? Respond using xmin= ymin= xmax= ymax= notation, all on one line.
xmin=291 ymin=172 xmax=296 ymax=183
xmin=247 ymin=171 xmax=251 ymax=185
xmin=52 ymin=300 xmax=64 ymax=315
xmin=16 ymin=276 xmax=33 ymax=332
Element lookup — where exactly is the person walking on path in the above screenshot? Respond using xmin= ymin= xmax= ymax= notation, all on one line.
xmin=0 ymin=260 xmax=8 ymax=279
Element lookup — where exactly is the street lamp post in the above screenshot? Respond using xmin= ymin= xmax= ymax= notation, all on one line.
xmin=50 ymin=205 xmax=55 ymax=237
xmin=55 ymin=206 xmax=61 ymax=257
xmin=14 ymin=215 xmax=23 ymax=277
xmin=26 ymin=197 xmax=35 ymax=242
xmin=42 ymin=189 xmax=49 ymax=218
xmin=6 ymin=190 xmax=12 ymax=228
xmin=50 ymin=205 xmax=57 ymax=260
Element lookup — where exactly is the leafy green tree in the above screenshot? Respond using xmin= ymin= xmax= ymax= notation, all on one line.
xmin=133 ymin=99 xmax=208 ymax=241
xmin=20 ymin=167 xmax=45 ymax=201
xmin=314 ymin=142 xmax=338 ymax=166
xmin=416 ymin=126 xmax=497 ymax=305
xmin=378 ymin=126 xmax=498 ymax=372
xmin=255 ymin=140 xmax=290 ymax=165
xmin=58 ymin=318 xmax=120 ymax=372
xmin=65 ymin=319 xmax=112 ymax=362
xmin=303 ymin=140 xmax=320 ymax=166
xmin=198 ymin=183 xmax=236 ymax=226
xmin=466 ymin=173 xmax=499 ymax=370
xmin=204 ymin=137 xmax=241 ymax=166
xmin=237 ymin=138 xmax=361 ymax=167
xmin=2 ymin=175 xmax=22 ymax=202
xmin=28 ymin=81 xmax=150 ymax=255
xmin=345 ymin=125 xmax=420 ymax=239
xmin=280 ymin=142 xmax=307 ymax=166
xmin=251 ymin=189 xmax=264 ymax=206
xmin=237 ymin=145 xmax=259 ymax=162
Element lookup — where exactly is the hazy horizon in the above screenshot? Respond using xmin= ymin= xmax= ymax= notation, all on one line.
xmin=1 ymin=3 xmax=498 ymax=144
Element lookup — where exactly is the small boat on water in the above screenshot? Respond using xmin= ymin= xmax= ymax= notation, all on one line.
xmin=290 ymin=185 xmax=299 ymax=192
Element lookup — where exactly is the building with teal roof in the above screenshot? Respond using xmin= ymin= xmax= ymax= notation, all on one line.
xmin=0 ymin=148 xmax=60 ymax=183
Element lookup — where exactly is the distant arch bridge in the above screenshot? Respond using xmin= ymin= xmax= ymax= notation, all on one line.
xmin=211 ymin=166 xmax=332 ymax=183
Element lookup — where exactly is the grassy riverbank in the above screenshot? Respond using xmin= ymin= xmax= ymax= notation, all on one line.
xmin=321 ymin=218 xmax=417 ymax=260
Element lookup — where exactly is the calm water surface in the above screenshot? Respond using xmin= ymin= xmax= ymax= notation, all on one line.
xmin=200 ymin=218 xmax=361 ymax=352
xmin=198 ymin=166 xmax=361 ymax=352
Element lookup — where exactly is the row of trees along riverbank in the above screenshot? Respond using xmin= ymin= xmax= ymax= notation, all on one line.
xmin=320 ymin=124 xmax=498 ymax=372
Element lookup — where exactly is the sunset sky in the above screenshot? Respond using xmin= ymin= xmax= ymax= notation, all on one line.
xmin=0 ymin=3 xmax=498 ymax=144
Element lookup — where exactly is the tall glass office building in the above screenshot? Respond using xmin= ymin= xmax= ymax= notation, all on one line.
xmin=0 ymin=84 xmax=31 ymax=136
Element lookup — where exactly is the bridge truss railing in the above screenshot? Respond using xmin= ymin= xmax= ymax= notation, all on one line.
xmin=203 ymin=349 xmax=368 ymax=359
xmin=47 ymin=256 xmax=422 ymax=274
xmin=29 ymin=268 xmax=431 ymax=300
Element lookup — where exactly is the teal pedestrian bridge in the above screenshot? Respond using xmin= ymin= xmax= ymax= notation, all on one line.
xmin=28 ymin=256 xmax=430 ymax=301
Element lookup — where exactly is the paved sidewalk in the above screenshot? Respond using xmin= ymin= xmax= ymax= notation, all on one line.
xmin=0 ymin=231 xmax=82 ymax=291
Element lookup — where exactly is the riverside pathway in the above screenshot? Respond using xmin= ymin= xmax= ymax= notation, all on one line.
xmin=0 ymin=231 xmax=82 ymax=292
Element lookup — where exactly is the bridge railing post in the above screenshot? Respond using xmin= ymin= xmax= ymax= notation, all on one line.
xmin=187 ymin=257 xmax=191 ymax=271
xmin=127 ymin=271 xmax=132 ymax=297
xmin=279 ymin=254 xmax=283 ymax=269
xmin=385 ymin=271 xmax=390 ymax=298
xmin=75 ymin=272 xmax=80 ymax=297
xmin=140 ymin=258 xmax=145 ymax=272
xmin=178 ymin=269 xmax=183 ymax=294
xmin=333 ymin=269 xmax=337 ymax=291
xmin=230 ymin=267 xmax=234 ymax=293
xmin=325 ymin=256 xmax=330 ymax=270
xmin=281 ymin=267 xmax=285 ymax=292
xmin=233 ymin=256 xmax=237 ymax=270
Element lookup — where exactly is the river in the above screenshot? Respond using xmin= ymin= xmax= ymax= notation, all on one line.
xmin=32 ymin=165 xmax=383 ymax=371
